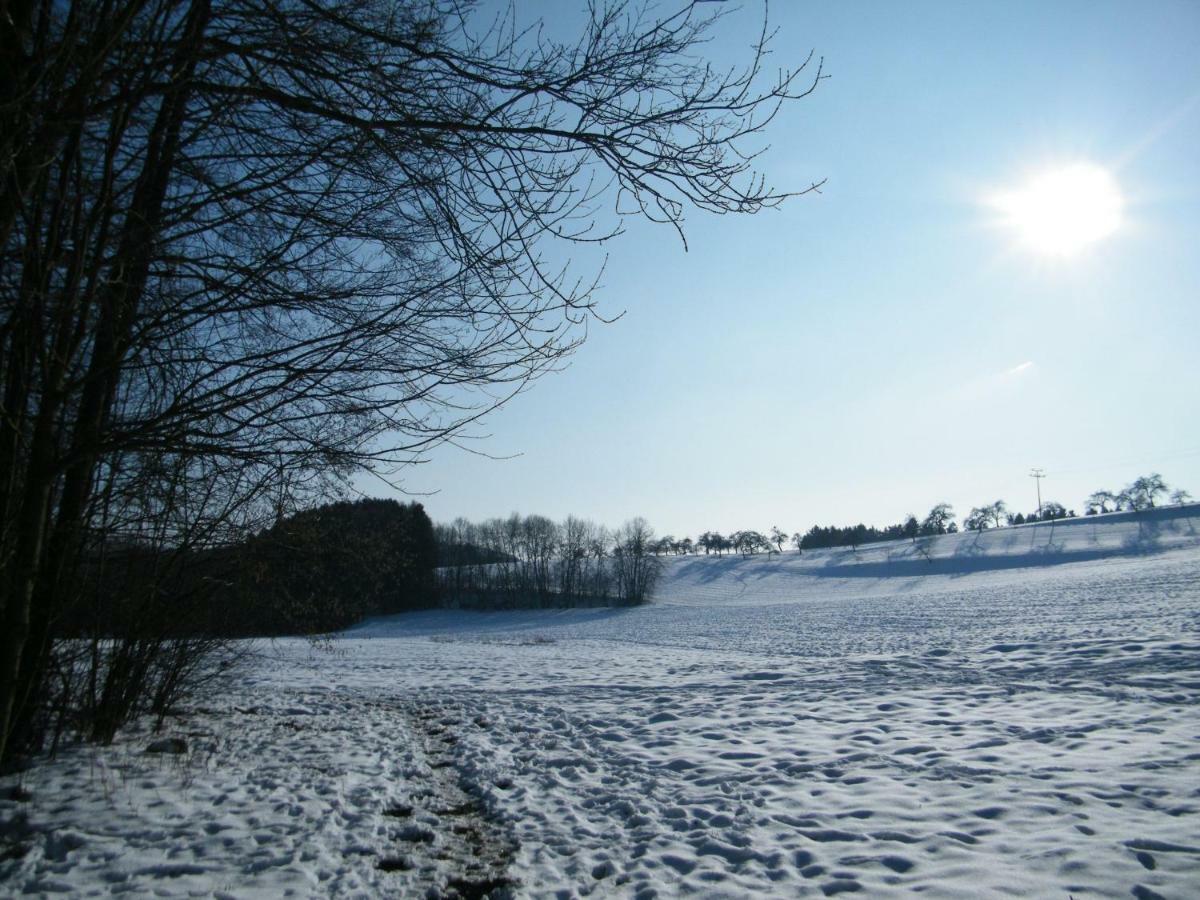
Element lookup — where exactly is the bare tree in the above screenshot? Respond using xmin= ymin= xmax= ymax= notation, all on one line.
xmin=964 ymin=507 xmax=991 ymax=532
xmin=731 ymin=531 xmax=748 ymax=556
xmin=436 ymin=512 xmax=659 ymax=609
xmin=557 ymin=516 xmax=591 ymax=600
xmin=698 ymin=531 xmax=726 ymax=556
xmin=653 ymin=536 xmax=677 ymax=557
xmin=1036 ymin=501 xmax=1068 ymax=521
xmin=921 ymin=503 xmax=955 ymax=536
xmin=587 ymin=525 xmax=615 ymax=600
xmin=1125 ymin=474 xmax=1169 ymax=510
xmin=769 ymin=526 xmax=787 ymax=553
xmin=958 ymin=501 xmax=1004 ymax=530
xmin=519 ymin=515 xmax=559 ymax=606
xmin=611 ymin=518 xmax=662 ymax=605
xmin=0 ymin=0 xmax=824 ymax=764
xmin=731 ymin=530 xmax=768 ymax=557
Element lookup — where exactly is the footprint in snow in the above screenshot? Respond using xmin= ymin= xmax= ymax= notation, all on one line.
xmin=821 ymin=878 xmax=863 ymax=895
xmin=869 ymin=830 xmax=923 ymax=844
xmin=660 ymin=854 xmax=696 ymax=874
xmin=972 ymin=806 xmax=1006 ymax=820
xmin=799 ymin=829 xmax=866 ymax=843
xmin=591 ymin=860 xmax=617 ymax=879
xmin=938 ymin=831 xmax=978 ymax=845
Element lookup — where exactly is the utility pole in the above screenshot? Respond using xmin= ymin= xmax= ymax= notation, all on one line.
xmin=1029 ymin=468 xmax=1046 ymax=518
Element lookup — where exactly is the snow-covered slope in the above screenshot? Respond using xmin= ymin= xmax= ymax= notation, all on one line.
xmin=3 ymin=507 xmax=1199 ymax=898
xmin=656 ymin=504 xmax=1200 ymax=605
xmin=350 ymin=505 xmax=1200 ymax=663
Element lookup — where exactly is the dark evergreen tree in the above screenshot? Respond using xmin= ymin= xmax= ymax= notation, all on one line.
xmin=239 ymin=499 xmax=437 ymax=633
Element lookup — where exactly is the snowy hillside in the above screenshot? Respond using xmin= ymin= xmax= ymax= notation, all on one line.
xmin=653 ymin=504 xmax=1200 ymax=606
xmin=3 ymin=506 xmax=1199 ymax=898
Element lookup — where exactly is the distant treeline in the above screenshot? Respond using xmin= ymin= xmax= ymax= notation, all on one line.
xmin=84 ymin=502 xmax=667 ymax=641
xmin=675 ymin=474 xmax=1193 ymax=554
xmin=799 ymin=502 xmax=958 ymax=550
xmin=1083 ymin=474 xmax=1188 ymax=516
xmin=961 ymin=474 xmax=1188 ymax=532
xmin=801 ymin=518 xmax=926 ymax=550
xmin=435 ymin=515 xmax=661 ymax=608
xmin=231 ymin=499 xmax=438 ymax=632
xmin=71 ymin=499 xmax=439 ymax=640
xmin=96 ymin=472 xmax=1184 ymax=641
xmin=38 ymin=498 xmax=438 ymax=748
xmin=685 ymin=503 xmax=959 ymax=556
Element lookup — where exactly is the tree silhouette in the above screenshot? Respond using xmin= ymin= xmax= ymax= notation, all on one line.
xmin=0 ymin=0 xmax=823 ymax=765
xmin=770 ymin=527 xmax=788 ymax=553
xmin=921 ymin=504 xmax=956 ymax=536
xmin=1125 ymin=474 xmax=1169 ymax=510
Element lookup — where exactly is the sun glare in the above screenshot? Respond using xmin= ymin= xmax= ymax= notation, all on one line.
xmin=992 ymin=163 xmax=1124 ymax=257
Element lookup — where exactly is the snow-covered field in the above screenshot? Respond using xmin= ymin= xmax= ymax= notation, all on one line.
xmin=4 ymin=507 xmax=1200 ymax=898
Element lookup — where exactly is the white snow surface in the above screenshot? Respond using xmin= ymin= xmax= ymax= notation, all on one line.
xmin=3 ymin=507 xmax=1200 ymax=898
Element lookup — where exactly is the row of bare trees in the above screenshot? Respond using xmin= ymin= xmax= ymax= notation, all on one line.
xmin=692 ymin=530 xmax=780 ymax=556
xmin=436 ymin=515 xmax=662 ymax=608
xmin=0 ymin=0 xmax=819 ymax=765
xmin=684 ymin=505 xmax=962 ymax=556
xmin=961 ymin=474 xmax=1190 ymax=532
xmin=1087 ymin=474 xmax=1189 ymax=515
xmin=686 ymin=475 xmax=1195 ymax=555
xmin=965 ymin=501 xmax=1073 ymax=529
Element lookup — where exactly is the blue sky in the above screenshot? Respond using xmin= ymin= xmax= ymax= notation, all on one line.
xmin=380 ymin=0 xmax=1200 ymax=536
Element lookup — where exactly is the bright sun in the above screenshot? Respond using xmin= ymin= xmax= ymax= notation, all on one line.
xmin=992 ymin=163 xmax=1124 ymax=257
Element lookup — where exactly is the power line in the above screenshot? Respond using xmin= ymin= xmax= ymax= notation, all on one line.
xmin=1048 ymin=448 xmax=1200 ymax=479
xmin=1029 ymin=468 xmax=1046 ymax=517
